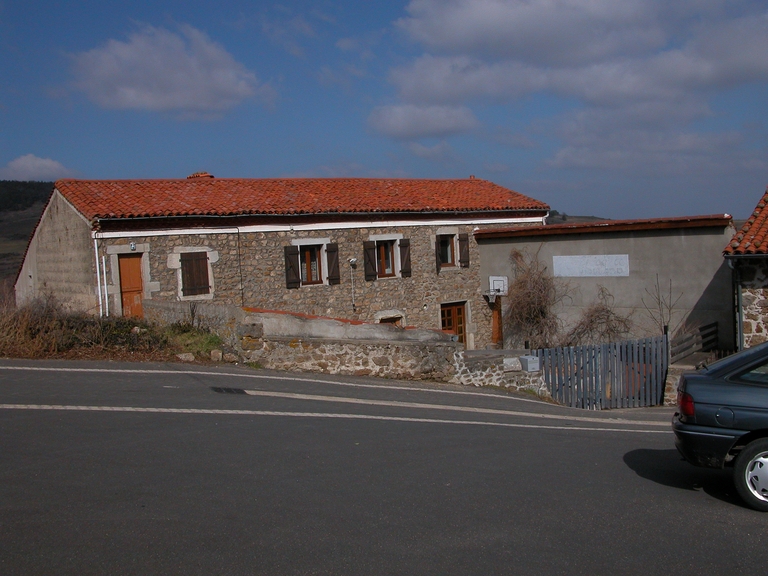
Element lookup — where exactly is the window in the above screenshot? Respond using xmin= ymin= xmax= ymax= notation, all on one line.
xmin=168 ymin=247 xmax=217 ymax=301
xmin=300 ymin=245 xmax=323 ymax=285
xmin=376 ymin=240 xmax=395 ymax=277
xmin=284 ymin=241 xmax=340 ymax=289
xmin=437 ymin=235 xmax=455 ymax=267
xmin=180 ymin=251 xmax=210 ymax=296
xmin=435 ymin=233 xmax=470 ymax=273
xmin=363 ymin=236 xmax=411 ymax=281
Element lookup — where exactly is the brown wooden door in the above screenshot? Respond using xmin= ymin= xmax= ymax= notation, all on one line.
xmin=491 ymin=300 xmax=503 ymax=345
xmin=118 ymin=254 xmax=143 ymax=318
xmin=441 ymin=302 xmax=466 ymax=344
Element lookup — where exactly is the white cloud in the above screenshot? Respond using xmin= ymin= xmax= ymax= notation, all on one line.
xmin=0 ymin=154 xmax=77 ymax=181
xmin=368 ymin=104 xmax=478 ymax=139
xmin=379 ymin=0 xmax=768 ymax=195
xmin=407 ymin=141 xmax=456 ymax=161
xmin=71 ymin=24 xmax=273 ymax=114
xmin=397 ymin=0 xmax=669 ymax=66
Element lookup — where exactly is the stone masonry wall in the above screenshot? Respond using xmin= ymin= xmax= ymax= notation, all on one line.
xmin=738 ymin=259 xmax=768 ymax=347
xmin=100 ymin=222 xmax=533 ymax=350
xmin=241 ymin=337 xmax=549 ymax=397
xmin=143 ymin=299 xmax=549 ymax=398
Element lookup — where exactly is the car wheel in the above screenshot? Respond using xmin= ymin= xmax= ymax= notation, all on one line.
xmin=734 ymin=438 xmax=768 ymax=512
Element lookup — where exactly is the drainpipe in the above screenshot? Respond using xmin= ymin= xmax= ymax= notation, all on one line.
xmin=728 ymin=258 xmax=743 ymax=350
xmin=102 ymin=255 xmax=109 ymax=317
xmin=93 ymin=238 xmax=103 ymax=317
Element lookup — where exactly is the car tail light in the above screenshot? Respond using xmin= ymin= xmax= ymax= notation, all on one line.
xmin=678 ymin=391 xmax=695 ymax=417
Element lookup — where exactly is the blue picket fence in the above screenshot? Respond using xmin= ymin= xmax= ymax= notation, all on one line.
xmin=534 ymin=335 xmax=669 ymax=410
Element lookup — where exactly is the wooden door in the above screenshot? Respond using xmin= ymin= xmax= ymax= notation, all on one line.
xmin=491 ymin=300 xmax=503 ymax=345
xmin=118 ymin=254 xmax=143 ymax=318
xmin=441 ymin=302 xmax=466 ymax=344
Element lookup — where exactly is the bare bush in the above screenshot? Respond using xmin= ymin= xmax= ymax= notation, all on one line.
xmin=564 ymin=286 xmax=632 ymax=346
xmin=503 ymin=249 xmax=567 ymax=349
xmin=642 ymin=275 xmax=683 ymax=334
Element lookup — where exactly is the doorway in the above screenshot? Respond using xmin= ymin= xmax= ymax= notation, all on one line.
xmin=440 ymin=302 xmax=466 ymax=344
xmin=118 ymin=253 xmax=144 ymax=318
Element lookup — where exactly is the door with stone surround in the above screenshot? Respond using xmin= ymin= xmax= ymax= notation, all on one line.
xmin=441 ymin=302 xmax=466 ymax=344
xmin=118 ymin=253 xmax=143 ymax=318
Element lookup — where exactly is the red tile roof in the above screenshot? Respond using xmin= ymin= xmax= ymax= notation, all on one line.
xmin=725 ymin=187 xmax=768 ymax=256
xmin=54 ymin=177 xmax=549 ymax=221
xmin=475 ymin=214 xmax=732 ymax=239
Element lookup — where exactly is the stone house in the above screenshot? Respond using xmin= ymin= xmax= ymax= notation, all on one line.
xmin=475 ymin=214 xmax=736 ymax=349
xmin=14 ymin=174 xmax=549 ymax=350
xmin=725 ymin=187 xmax=768 ymax=349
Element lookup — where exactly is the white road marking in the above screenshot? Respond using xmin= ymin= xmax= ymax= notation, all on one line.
xmin=0 ymin=404 xmax=670 ymax=434
xmin=242 ymin=389 xmax=669 ymax=427
xmin=0 ymin=365 xmax=548 ymax=404
xmin=0 ymin=364 xmax=672 ymax=428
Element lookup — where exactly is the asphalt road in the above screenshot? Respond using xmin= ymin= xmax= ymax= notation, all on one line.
xmin=0 ymin=359 xmax=765 ymax=575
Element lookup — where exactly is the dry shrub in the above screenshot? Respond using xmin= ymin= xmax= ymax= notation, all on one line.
xmin=563 ymin=286 xmax=631 ymax=346
xmin=503 ymin=249 xmax=633 ymax=349
xmin=0 ymin=293 xmax=168 ymax=358
xmin=504 ymin=249 xmax=567 ymax=349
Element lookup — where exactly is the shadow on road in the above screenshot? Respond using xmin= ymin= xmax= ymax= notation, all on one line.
xmin=623 ymin=448 xmax=745 ymax=508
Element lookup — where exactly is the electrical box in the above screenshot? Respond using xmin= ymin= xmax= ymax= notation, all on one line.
xmin=519 ymin=355 xmax=540 ymax=372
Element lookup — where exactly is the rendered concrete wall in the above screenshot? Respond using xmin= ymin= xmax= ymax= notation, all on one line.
xmin=15 ymin=191 xmax=97 ymax=312
xmin=478 ymin=225 xmax=736 ymax=348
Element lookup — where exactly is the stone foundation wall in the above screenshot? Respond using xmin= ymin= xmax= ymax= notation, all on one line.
xmin=142 ymin=300 xmax=549 ymax=397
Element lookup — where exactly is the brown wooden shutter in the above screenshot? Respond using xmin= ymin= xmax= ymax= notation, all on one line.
xmin=399 ymin=239 xmax=411 ymax=278
xmin=284 ymin=245 xmax=300 ymax=289
xmin=435 ymin=237 xmax=442 ymax=274
xmin=180 ymin=252 xmax=210 ymax=296
xmin=326 ymin=243 xmax=340 ymax=285
xmin=458 ymin=233 xmax=470 ymax=268
xmin=363 ymin=241 xmax=377 ymax=281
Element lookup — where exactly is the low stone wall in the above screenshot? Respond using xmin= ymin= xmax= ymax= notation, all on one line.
xmin=242 ymin=337 xmax=458 ymax=380
xmin=142 ymin=300 xmax=549 ymax=398
xmin=664 ymin=364 xmax=693 ymax=407
xmin=452 ymin=350 xmax=550 ymax=397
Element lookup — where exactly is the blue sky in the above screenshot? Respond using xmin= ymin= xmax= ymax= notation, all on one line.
xmin=1 ymin=0 xmax=767 ymax=219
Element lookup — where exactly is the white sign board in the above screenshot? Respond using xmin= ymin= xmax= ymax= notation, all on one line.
xmin=488 ymin=275 xmax=509 ymax=295
xmin=552 ymin=255 xmax=629 ymax=277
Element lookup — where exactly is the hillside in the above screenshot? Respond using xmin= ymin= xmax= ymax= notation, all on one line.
xmin=0 ymin=181 xmax=52 ymax=281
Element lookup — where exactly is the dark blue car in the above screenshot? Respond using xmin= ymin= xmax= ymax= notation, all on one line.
xmin=673 ymin=341 xmax=768 ymax=511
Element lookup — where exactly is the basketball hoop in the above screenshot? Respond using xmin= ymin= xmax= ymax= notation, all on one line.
xmin=483 ymin=290 xmax=500 ymax=304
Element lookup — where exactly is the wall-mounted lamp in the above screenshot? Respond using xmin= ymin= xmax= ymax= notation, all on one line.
xmin=348 ymin=257 xmax=357 ymax=267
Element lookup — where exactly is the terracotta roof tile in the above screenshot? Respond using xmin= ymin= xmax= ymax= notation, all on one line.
xmin=724 ymin=187 xmax=768 ymax=256
xmin=54 ymin=177 xmax=549 ymax=222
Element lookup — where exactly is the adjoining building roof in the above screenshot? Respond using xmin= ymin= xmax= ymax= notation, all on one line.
xmin=474 ymin=214 xmax=732 ymax=240
xmin=53 ymin=177 xmax=549 ymax=221
xmin=725 ymin=187 xmax=768 ymax=256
